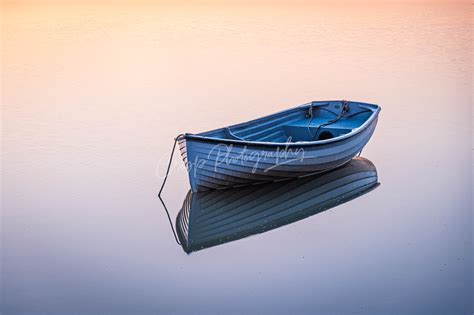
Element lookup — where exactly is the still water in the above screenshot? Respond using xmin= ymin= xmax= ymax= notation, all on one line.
xmin=2 ymin=2 xmax=472 ymax=314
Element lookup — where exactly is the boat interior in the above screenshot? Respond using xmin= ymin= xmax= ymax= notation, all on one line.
xmin=199 ymin=101 xmax=378 ymax=143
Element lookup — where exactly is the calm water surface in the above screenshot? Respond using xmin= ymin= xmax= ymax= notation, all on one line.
xmin=2 ymin=2 xmax=472 ymax=314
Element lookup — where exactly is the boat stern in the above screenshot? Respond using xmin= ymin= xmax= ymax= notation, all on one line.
xmin=178 ymin=135 xmax=202 ymax=192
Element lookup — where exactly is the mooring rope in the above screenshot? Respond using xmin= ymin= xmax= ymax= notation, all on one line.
xmin=158 ymin=134 xmax=184 ymax=245
xmin=310 ymin=100 xmax=349 ymax=140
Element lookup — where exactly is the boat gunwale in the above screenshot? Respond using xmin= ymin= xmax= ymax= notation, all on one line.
xmin=181 ymin=100 xmax=381 ymax=147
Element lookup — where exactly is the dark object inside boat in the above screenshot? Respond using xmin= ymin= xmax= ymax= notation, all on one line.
xmin=318 ymin=130 xmax=334 ymax=140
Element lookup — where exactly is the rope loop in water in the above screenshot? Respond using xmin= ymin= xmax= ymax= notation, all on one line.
xmin=158 ymin=134 xmax=185 ymax=245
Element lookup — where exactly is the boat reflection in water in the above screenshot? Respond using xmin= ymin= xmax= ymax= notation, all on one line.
xmin=176 ymin=157 xmax=379 ymax=254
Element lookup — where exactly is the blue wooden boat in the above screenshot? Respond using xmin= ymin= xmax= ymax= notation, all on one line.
xmin=176 ymin=157 xmax=379 ymax=253
xmin=178 ymin=100 xmax=380 ymax=192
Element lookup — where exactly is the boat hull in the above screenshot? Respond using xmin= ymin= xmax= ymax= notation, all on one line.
xmin=179 ymin=116 xmax=378 ymax=192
